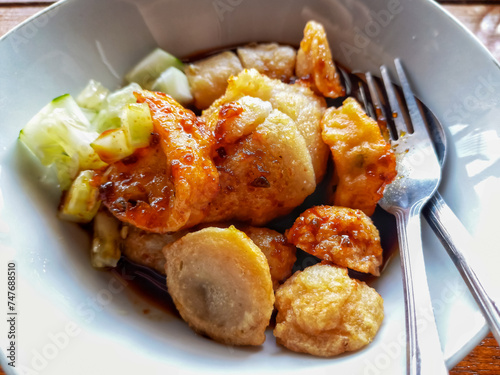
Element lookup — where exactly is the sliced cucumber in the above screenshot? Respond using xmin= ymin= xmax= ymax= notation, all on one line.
xmin=90 ymin=128 xmax=134 ymax=164
xmin=152 ymin=66 xmax=193 ymax=105
xmin=19 ymin=94 xmax=107 ymax=190
xmin=121 ymin=102 xmax=154 ymax=149
xmin=92 ymin=82 xmax=142 ymax=133
xmin=58 ymin=170 xmax=101 ymax=223
xmin=91 ymin=210 xmax=121 ymax=268
xmin=125 ymin=48 xmax=184 ymax=90
xmin=81 ymin=107 xmax=98 ymax=123
xmin=76 ymin=79 xmax=109 ymax=110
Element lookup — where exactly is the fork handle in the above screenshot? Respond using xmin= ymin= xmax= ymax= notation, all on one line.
xmin=396 ymin=203 xmax=448 ymax=375
xmin=423 ymin=192 xmax=500 ymax=344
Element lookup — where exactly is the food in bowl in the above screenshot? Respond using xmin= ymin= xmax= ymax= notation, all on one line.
xmin=18 ymin=20 xmax=396 ymax=356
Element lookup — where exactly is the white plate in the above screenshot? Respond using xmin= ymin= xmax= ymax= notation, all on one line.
xmin=1 ymin=0 xmax=499 ymax=374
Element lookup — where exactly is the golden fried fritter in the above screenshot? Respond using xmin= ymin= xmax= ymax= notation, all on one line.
xmin=185 ymin=51 xmax=243 ymax=109
xmin=203 ymin=108 xmax=316 ymax=225
xmin=100 ymin=91 xmax=219 ymax=233
xmin=193 ymin=223 xmax=297 ymax=289
xmin=321 ymin=97 xmax=397 ymax=216
xmin=240 ymin=226 xmax=297 ymax=290
xmin=203 ymin=69 xmax=328 ymax=184
xmin=296 ymin=21 xmax=345 ymax=99
xmin=120 ymin=225 xmax=185 ymax=275
xmin=163 ymin=226 xmax=274 ymax=346
xmin=274 ymin=263 xmax=384 ymax=357
xmin=286 ymin=206 xmax=383 ymax=276
xmin=206 ymin=95 xmax=273 ymax=145
xmin=237 ymin=43 xmax=296 ymax=81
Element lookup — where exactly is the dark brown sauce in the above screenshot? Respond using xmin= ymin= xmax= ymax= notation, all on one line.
xmin=114 ymin=257 xmax=179 ymax=317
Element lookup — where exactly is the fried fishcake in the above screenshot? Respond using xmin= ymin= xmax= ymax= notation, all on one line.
xmin=296 ymin=21 xmax=345 ymax=99
xmin=237 ymin=43 xmax=296 ymax=81
xmin=203 ymin=108 xmax=316 ymax=225
xmin=286 ymin=206 xmax=383 ymax=276
xmin=100 ymin=91 xmax=219 ymax=233
xmin=120 ymin=225 xmax=185 ymax=275
xmin=194 ymin=223 xmax=297 ymax=289
xmin=274 ymin=264 xmax=384 ymax=357
xmin=240 ymin=226 xmax=297 ymax=290
xmin=163 ymin=226 xmax=274 ymax=346
xmin=206 ymin=96 xmax=273 ymax=145
xmin=185 ymin=51 xmax=243 ymax=109
xmin=322 ymin=97 xmax=397 ymax=216
xmin=203 ymin=68 xmax=328 ymax=183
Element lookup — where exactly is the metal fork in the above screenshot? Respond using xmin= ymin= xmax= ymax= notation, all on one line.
xmin=366 ymin=59 xmax=448 ymax=375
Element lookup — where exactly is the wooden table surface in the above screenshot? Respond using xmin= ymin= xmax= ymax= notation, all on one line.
xmin=0 ymin=0 xmax=499 ymax=374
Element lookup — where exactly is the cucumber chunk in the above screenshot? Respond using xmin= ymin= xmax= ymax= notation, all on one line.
xmin=152 ymin=66 xmax=193 ymax=105
xmin=90 ymin=128 xmax=134 ymax=164
xmin=58 ymin=170 xmax=101 ymax=223
xmin=121 ymin=102 xmax=154 ymax=149
xmin=125 ymin=48 xmax=184 ymax=89
xmin=76 ymin=79 xmax=109 ymax=110
xmin=19 ymin=94 xmax=106 ymax=190
xmin=92 ymin=82 xmax=142 ymax=132
xmin=91 ymin=210 xmax=121 ymax=268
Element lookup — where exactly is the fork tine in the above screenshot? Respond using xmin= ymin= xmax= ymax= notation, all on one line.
xmin=365 ymin=72 xmax=382 ymax=121
xmin=394 ymin=58 xmax=427 ymax=136
xmin=365 ymin=72 xmax=393 ymax=141
xmin=380 ymin=65 xmax=408 ymax=136
xmin=357 ymin=80 xmax=376 ymax=119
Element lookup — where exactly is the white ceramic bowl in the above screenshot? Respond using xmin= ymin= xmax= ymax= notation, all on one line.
xmin=1 ymin=0 xmax=499 ymax=374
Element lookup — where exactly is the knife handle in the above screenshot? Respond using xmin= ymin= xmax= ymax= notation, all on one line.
xmin=423 ymin=192 xmax=500 ymax=344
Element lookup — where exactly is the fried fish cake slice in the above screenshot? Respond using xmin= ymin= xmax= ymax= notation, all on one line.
xmin=203 ymin=108 xmax=316 ymax=225
xmin=296 ymin=21 xmax=345 ymax=99
xmin=185 ymin=51 xmax=243 ymax=110
xmin=274 ymin=263 xmax=384 ymax=357
xmin=203 ymin=69 xmax=328 ymax=183
xmin=237 ymin=43 xmax=296 ymax=81
xmin=100 ymin=91 xmax=219 ymax=233
xmin=194 ymin=223 xmax=297 ymax=290
xmin=205 ymin=95 xmax=273 ymax=145
xmin=240 ymin=226 xmax=297 ymax=290
xmin=120 ymin=225 xmax=186 ymax=275
xmin=321 ymin=97 xmax=397 ymax=216
xmin=286 ymin=205 xmax=383 ymax=276
xmin=163 ymin=226 xmax=274 ymax=346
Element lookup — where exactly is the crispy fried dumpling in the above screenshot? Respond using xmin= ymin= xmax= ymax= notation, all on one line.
xmin=100 ymin=91 xmax=219 ymax=233
xmin=237 ymin=43 xmax=296 ymax=81
xmin=194 ymin=223 xmax=297 ymax=290
xmin=203 ymin=69 xmax=328 ymax=184
xmin=321 ymin=97 xmax=397 ymax=216
xmin=203 ymin=105 xmax=316 ymax=225
xmin=286 ymin=206 xmax=383 ymax=276
xmin=185 ymin=51 xmax=243 ymax=109
xmin=163 ymin=226 xmax=274 ymax=346
xmin=296 ymin=20 xmax=345 ymax=99
xmin=240 ymin=226 xmax=297 ymax=290
xmin=120 ymin=225 xmax=185 ymax=275
xmin=274 ymin=263 xmax=384 ymax=357
xmin=206 ymin=95 xmax=273 ymax=145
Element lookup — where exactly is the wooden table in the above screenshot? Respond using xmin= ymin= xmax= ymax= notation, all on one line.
xmin=0 ymin=1 xmax=499 ymax=374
